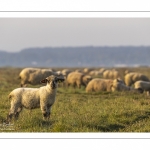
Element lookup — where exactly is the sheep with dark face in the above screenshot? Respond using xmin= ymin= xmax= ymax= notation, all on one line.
xmin=110 ymin=78 xmax=140 ymax=94
xmin=134 ymin=80 xmax=150 ymax=95
xmin=7 ymin=75 xmax=65 ymax=122
xmin=111 ymin=78 xmax=133 ymax=92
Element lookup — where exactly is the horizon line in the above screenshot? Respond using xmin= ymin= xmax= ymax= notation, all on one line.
xmin=1 ymin=45 xmax=150 ymax=53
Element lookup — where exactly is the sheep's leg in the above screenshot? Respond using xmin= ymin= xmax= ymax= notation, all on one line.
xmin=20 ymin=83 xmax=27 ymax=87
xmin=14 ymin=107 xmax=23 ymax=120
xmin=66 ymin=82 xmax=70 ymax=88
xmin=7 ymin=113 xmax=13 ymax=122
xmin=41 ymin=104 xmax=52 ymax=121
xmin=20 ymin=83 xmax=25 ymax=87
xmin=147 ymin=91 xmax=150 ymax=96
xmin=77 ymin=84 xmax=81 ymax=89
xmin=41 ymin=105 xmax=48 ymax=120
xmin=72 ymin=83 xmax=76 ymax=89
xmin=46 ymin=105 xmax=52 ymax=120
xmin=76 ymin=82 xmax=80 ymax=88
xmin=7 ymin=106 xmax=18 ymax=122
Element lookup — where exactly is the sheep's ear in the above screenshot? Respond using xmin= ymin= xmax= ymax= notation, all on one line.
xmin=40 ymin=78 xmax=48 ymax=83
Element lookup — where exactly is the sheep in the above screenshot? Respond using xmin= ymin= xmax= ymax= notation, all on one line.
xmin=66 ymin=72 xmax=92 ymax=88
xmin=124 ymin=69 xmax=134 ymax=75
xmin=54 ymin=69 xmax=72 ymax=87
xmin=61 ymin=69 xmax=72 ymax=77
xmin=74 ymin=69 xmax=83 ymax=73
xmin=111 ymin=78 xmax=135 ymax=92
xmin=103 ymin=69 xmax=121 ymax=79
xmin=86 ymin=78 xmax=113 ymax=93
xmin=124 ymin=72 xmax=149 ymax=86
xmin=7 ymin=75 xmax=65 ymax=122
xmin=102 ymin=70 xmax=111 ymax=79
xmin=89 ymin=70 xmax=103 ymax=77
xmin=89 ymin=70 xmax=97 ymax=76
xmin=99 ymin=68 xmax=106 ymax=74
xmin=19 ymin=68 xmax=59 ymax=87
xmin=83 ymin=68 xmax=93 ymax=74
xmin=86 ymin=78 xmax=137 ymax=93
xmin=134 ymin=80 xmax=150 ymax=95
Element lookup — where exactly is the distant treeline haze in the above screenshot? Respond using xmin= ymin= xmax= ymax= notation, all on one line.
xmin=0 ymin=46 xmax=150 ymax=67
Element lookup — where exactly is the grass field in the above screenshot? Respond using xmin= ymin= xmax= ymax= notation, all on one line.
xmin=1 ymin=67 xmax=150 ymax=132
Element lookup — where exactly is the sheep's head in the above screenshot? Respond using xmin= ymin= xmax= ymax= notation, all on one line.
xmin=83 ymin=75 xmax=92 ymax=85
xmin=111 ymin=78 xmax=129 ymax=92
xmin=40 ymin=75 xmax=65 ymax=89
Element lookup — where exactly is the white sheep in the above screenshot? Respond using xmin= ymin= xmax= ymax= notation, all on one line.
xmin=85 ymin=78 xmax=113 ymax=93
xmin=19 ymin=67 xmax=59 ymax=87
xmin=89 ymin=70 xmax=103 ymax=77
xmin=66 ymin=72 xmax=92 ymax=88
xmin=103 ymin=69 xmax=121 ymax=79
xmin=86 ymin=78 xmax=135 ymax=93
xmin=61 ymin=69 xmax=72 ymax=77
xmin=134 ymin=80 xmax=150 ymax=95
xmin=83 ymin=68 xmax=93 ymax=74
xmin=7 ymin=75 xmax=65 ymax=122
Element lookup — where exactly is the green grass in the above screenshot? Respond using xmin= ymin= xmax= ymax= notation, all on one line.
xmin=1 ymin=67 xmax=150 ymax=132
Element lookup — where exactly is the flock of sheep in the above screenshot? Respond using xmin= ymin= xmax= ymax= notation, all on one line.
xmin=6 ymin=67 xmax=150 ymax=123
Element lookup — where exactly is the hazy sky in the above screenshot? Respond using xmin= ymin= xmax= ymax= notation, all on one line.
xmin=1 ymin=18 xmax=150 ymax=52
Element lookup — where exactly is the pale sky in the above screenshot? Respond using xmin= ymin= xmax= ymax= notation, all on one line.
xmin=1 ymin=18 xmax=150 ymax=52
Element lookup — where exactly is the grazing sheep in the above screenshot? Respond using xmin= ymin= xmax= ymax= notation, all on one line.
xmin=74 ymin=69 xmax=83 ymax=73
xmin=86 ymin=78 xmax=113 ymax=93
xmin=19 ymin=68 xmax=59 ymax=87
xmin=111 ymin=78 xmax=134 ymax=92
xmin=61 ymin=69 xmax=72 ymax=77
xmin=83 ymin=68 xmax=93 ymax=74
xmin=89 ymin=70 xmax=97 ymax=76
xmin=134 ymin=80 xmax=150 ymax=95
xmin=103 ymin=69 xmax=121 ymax=79
xmin=99 ymin=68 xmax=106 ymax=74
xmin=124 ymin=69 xmax=134 ymax=75
xmin=7 ymin=75 xmax=65 ymax=122
xmin=124 ymin=72 xmax=149 ymax=86
xmin=66 ymin=72 xmax=92 ymax=88
xmin=89 ymin=70 xmax=103 ymax=77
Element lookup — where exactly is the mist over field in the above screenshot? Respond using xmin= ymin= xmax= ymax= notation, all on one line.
xmin=0 ymin=46 xmax=150 ymax=68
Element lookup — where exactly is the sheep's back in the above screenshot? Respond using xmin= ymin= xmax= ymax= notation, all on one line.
xmin=86 ymin=78 xmax=112 ymax=92
xmin=67 ymin=72 xmax=83 ymax=83
xmin=10 ymin=88 xmax=40 ymax=109
xmin=134 ymin=81 xmax=150 ymax=91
